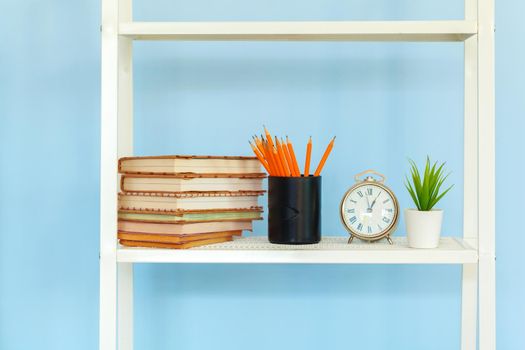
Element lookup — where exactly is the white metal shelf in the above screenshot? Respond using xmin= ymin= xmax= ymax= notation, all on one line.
xmin=117 ymin=236 xmax=478 ymax=264
xmin=101 ymin=0 xmax=496 ymax=348
xmin=119 ymin=20 xmax=477 ymax=42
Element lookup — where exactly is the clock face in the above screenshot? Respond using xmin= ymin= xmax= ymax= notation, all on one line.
xmin=341 ymin=183 xmax=398 ymax=239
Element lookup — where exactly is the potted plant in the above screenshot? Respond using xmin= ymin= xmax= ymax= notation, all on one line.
xmin=404 ymin=157 xmax=453 ymax=248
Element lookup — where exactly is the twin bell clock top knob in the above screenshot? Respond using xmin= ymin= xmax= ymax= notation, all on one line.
xmin=340 ymin=169 xmax=400 ymax=244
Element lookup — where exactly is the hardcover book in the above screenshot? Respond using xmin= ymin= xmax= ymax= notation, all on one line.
xmin=118 ymin=191 xmax=263 ymax=211
xmin=118 ymin=209 xmax=263 ymax=223
xmin=119 ymin=155 xmax=261 ymax=175
xmin=118 ymin=220 xmax=252 ymax=235
xmin=119 ymin=236 xmax=233 ymax=249
xmin=118 ymin=230 xmax=241 ymax=244
xmin=120 ymin=173 xmax=265 ymax=193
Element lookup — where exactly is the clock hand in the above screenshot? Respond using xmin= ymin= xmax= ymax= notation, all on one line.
xmin=366 ymin=193 xmax=371 ymax=209
xmin=370 ymin=191 xmax=382 ymax=209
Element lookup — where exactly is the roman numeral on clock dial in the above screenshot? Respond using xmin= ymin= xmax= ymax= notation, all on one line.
xmin=343 ymin=184 xmax=397 ymax=237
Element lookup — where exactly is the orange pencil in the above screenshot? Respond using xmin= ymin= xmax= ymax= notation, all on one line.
xmin=267 ymin=140 xmax=281 ymax=176
xmin=273 ymin=147 xmax=285 ymax=176
xmin=275 ymin=137 xmax=293 ymax=176
xmin=314 ymin=136 xmax=336 ymax=176
xmin=286 ymin=136 xmax=300 ymax=177
xmin=263 ymin=140 xmax=278 ymax=176
xmin=254 ymin=136 xmax=272 ymax=172
xmin=253 ymin=135 xmax=265 ymax=155
xmin=256 ymin=135 xmax=268 ymax=157
xmin=249 ymin=141 xmax=271 ymax=174
xmin=281 ymin=137 xmax=295 ymax=177
xmin=304 ymin=136 xmax=312 ymax=177
xmin=264 ymin=126 xmax=276 ymax=150
xmin=263 ymin=127 xmax=283 ymax=176
xmin=276 ymin=137 xmax=291 ymax=176
xmin=281 ymin=137 xmax=296 ymax=177
xmin=249 ymin=140 xmax=264 ymax=160
xmin=250 ymin=141 xmax=270 ymax=173
xmin=265 ymin=132 xmax=285 ymax=176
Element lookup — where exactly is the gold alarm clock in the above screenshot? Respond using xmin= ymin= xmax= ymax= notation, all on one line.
xmin=340 ymin=170 xmax=399 ymax=244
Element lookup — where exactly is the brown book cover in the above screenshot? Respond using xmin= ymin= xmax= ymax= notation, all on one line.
xmin=120 ymin=155 xmax=257 ymax=161
xmin=118 ymin=207 xmax=264 ymax=224
xmin=118 ymin=191 xmax=264 ymax=212
xmin=118 ymin=206 xmax=264 ymax=216
xmin=120 ymin=173 xmax=266 ymax=194
xmin=118 ymin=220 xmax=252 ymax=235
xmin=118 ymin=230 xmax=241 ymax=244
xmin=119 ymin=190 xmax=265 ymax=197
xmin=119 ymin=235 xmax=233 ymax=249
xmin=119 ymin=155 xmax=260 ymax=175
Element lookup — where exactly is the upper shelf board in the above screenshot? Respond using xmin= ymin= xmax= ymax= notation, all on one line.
xmin=117 ymin=236 xmax=478 ymax=264
xmin=118 ymin=20 xmax=477 ymax=42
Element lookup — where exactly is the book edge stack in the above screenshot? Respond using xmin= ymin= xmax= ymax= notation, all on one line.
xmin=117 ymin=155 xmax=265 ymax=249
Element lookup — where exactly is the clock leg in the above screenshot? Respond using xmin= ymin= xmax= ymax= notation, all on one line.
xmin=347 ymin=235 xmax=354 ymax=244
xmin=386 ymin=235 xmax=393 ymax=245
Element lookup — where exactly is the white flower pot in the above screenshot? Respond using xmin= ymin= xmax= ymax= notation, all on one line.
xmin=405 ymin=209 xmax=443 ymax=248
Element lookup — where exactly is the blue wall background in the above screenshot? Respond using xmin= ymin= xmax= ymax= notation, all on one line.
xmin=0 ymin=1 xmax=522 ymax=349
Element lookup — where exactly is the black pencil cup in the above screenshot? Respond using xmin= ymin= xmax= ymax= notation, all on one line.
xmin=268 ymin=176 xmax=321 ymax=244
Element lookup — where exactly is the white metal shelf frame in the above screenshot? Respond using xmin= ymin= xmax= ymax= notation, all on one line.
xmin=119 ymin=20 xmax=477 ymax=41
xmin=117 ymin=236 xmax=479 ymax=264
xmin=100 ymin=1 xmax=495 ymax=349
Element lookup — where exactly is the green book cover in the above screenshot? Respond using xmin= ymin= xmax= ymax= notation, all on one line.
xmin=118 ymin=211 xmax=262 ymax=223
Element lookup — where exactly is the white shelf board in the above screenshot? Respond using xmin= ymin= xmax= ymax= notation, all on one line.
xmin=117 ymin=236 xmax=478 ymax=264
xmin=119 ymin=20 xmax=477 ymax=42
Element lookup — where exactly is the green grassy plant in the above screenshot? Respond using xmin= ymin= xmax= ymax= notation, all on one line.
xmin=405 ymin=157 xmax=453 ymax=211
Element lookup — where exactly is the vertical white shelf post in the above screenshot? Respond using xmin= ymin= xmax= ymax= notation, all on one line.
xmin=477 ymin=0 xmax=496 ymax=349
xmin=117 ymin=0 xmax=134 ymax=349
xmin=101 ymin=0 xmax=134 ymax=349
xmin=462 ymin=0 xmax=479 ymax=349
xmin=100 ymin=0 xmax=119 ymax=348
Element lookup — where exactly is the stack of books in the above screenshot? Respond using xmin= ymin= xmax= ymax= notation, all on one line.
xmin=117 ymin=155 xmax=265 ymax=249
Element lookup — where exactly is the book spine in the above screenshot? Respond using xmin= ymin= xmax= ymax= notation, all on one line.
xmin=120 ymin=175 xmax=126 ymax=192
